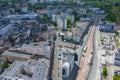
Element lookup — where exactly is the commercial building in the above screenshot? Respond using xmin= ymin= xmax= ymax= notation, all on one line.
xmin=77 ymin=8 xmax=87 ymax=16
xmin=21 ymin=6 xmax=28 ymax=13
xmin=66 ymin=14 xmax=74 ymax=23
xmin=80 ymin=18 xmax=91 ymax=22
xmin=61 ymin=21 xmax=90 ymax=44
xmin=57 ymin=16 xmax=67 ymax=30
xmin=41 ymin=0 xmax=65 ymax=3
xmin=28 ymin=0 xmax=38 ymax=5
xmin=119 ymin=33 xmax=120 ymax=43
xmin=1 ymin=59 xmax=49 ymax=80
xmin=52 ymin=14 xmax=57 ymax=22
xmin=66 ymin=8 xmax=73 ymax=14
xmin=99 ymin=22 xmax=114 ymax=33
xmin=57 ymin=47 xmax=75 ymax=78
xmin=61 ymin=53 xmax=75 ymax=78
xmin=47 ymin=10 xmax=53 ymax=18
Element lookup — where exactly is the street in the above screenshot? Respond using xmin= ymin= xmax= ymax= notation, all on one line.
xmin=87 ymin=24 xmax=98 ymax=80
xmin=76 ymin=26 xmax=96 ymax=80
xmin=76 ymin=17 xmax=98 ymax=80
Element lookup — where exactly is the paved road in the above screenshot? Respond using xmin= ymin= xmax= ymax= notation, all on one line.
xmin=76 ymin=25 xmax=96 ymax=80
xmin=87 ymin=17 xmax=100 ymax=80
xmin=52 ymin=31 xmax=62 ymax=80
xmin=87 ymin=25 xmax=98 ymax=80
xmin=76 ymin=17 xmax=98 ymax=80
xmin=69 ymin=20 xmax=94 ymax=80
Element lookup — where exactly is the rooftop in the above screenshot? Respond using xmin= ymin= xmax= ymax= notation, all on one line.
xmin=114 ymin=52 xmax=120 ymax=59
xmin=1 ymin=59 xmax=49 ymax=80
xmin=2 ymin=49 xmax=31 ymax=59
xmin=62 ymin=52 xmax=74 ymax=64
xmin=2 ymin=41 xmax=51 ymax=59
xmin=4 ymin=13 xmax=38 ymax=20
xmin=57 ymin=46 xmax=75 ymax=64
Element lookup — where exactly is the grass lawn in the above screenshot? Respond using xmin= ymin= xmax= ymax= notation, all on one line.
xmin=33 ymin=43 xmax=39 ymax=46
xmin=115 ymin=35 xmax=120 ymax=47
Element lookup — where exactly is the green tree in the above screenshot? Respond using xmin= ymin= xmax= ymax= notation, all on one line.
xmin=2 ymin=62 xmax=9 ymax=71
xmin=67 ymin=18 xmax=71 ymax=26
xmin=72 ymin=10 xmax=80 ymax=21
xmin=52 ymin=22 xmax=57 ymax=26
xmin=113 ymin=75 xmax=120 ymax=80
xmin=43 ymin=14 xmax=49 ymax=22
xmin=102 ymin=67 xmax=108 ymax=79
xmin=55 ymin=26 xmax=59 ymax=31
xmin=105 ymin=11 xmax=118 ymax=22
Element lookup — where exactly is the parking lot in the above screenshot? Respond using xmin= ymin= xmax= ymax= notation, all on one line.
xmin=95 ymin=28 xmax=119 ymax=80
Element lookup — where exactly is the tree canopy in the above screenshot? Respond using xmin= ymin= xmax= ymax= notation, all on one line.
xmin=102 ymin=67 xmax=108 ymax=78
xmin=113 ymin=75 xmax=120 ymax=80
xmin=2 ymin=62 xmax=9 ymax=71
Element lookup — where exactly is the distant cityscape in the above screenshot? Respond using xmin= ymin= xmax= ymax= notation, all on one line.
xmin=0 ymin=0 xmax=120 ymax=80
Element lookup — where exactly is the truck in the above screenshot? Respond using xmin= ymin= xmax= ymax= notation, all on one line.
xmin=82 ymin=45 xmax=88 ymax=57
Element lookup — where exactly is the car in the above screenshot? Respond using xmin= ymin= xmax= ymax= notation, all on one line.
xmin=91 ymin=52 xmax=93 ymax=54
xmin=57 ymin=54 xmax=62 ymax=59
xmin=98 ymin=44 xmax=100 ymax=47
xmin=114 ymin=70 xmax=120 ymax=75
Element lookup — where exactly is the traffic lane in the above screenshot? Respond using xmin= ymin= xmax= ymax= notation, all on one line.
xmin=53 ymin=32 xmax=62 ymax=80
xmin=87 ymin=26 xmax=98 ymax=80
xmin=76 ymin=37 xmax=94 ymax=80
xmin=77 ymin=21 xmax=94 ymax=66
xmin=87 ymin=51 xmax=98 ymax=80
xmin=78 ymin=16 xmax=96 ymax=80
xmin=77 ymin=16 xmax=96 ymax=80
xmin=76 ymin=26 xmax=95 ymax=80
xmin=69 ymin=63 xmax=79 ymax=80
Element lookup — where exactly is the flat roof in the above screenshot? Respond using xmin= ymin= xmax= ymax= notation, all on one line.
xmin=1 ymin=59 xmax=49 ymax=80
xmin=21 ymin=42 xmax=51 ymax=58
xmin=115 ymin=53 xmax=120 ymax=58
xmin=57 ymin=46 xmax=75 ymax=64
xmin=2 ymin=50 xmax=31 ymax=59
xmin=62 ymin=53 xmax=74 ymax=64
xmin=4 ymin=14 xmax=38 ymax=20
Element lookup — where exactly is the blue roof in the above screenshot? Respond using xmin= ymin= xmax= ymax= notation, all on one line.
xmin=99 ymin=24 xmax=114 ymax=32
xmin=80 ymin=18 xmax=91 ymax=21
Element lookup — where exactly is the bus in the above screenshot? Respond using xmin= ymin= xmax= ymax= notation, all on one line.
xmin=83 ymin=45 xmax=88 ymax=52
xmin=88 ymin=54 xmax=93 ymax=65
